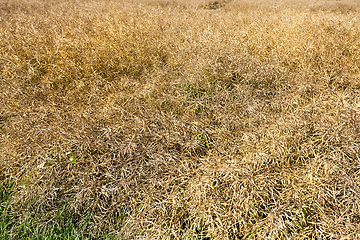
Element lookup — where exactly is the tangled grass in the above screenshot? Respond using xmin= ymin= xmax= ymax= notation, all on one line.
xmin=1 ymin=0 xmax=360 ymax=239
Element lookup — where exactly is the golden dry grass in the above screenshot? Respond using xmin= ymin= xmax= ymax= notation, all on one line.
xmin=1 ymin=0 xmax=360 ymax=239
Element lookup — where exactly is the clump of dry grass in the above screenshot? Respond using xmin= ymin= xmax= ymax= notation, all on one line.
xmin=1 ymin=0 xmax=360 ymax=239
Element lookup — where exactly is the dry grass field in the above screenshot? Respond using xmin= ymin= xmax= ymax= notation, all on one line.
xmin=1 ymin=0 xmax=360 ymax=239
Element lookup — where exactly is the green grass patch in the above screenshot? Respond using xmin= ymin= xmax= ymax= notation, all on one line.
xmin=0 ymin=181 xmax=116 ymax=240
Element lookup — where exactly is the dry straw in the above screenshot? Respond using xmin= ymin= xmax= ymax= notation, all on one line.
xmin=1 ymin=0 xmax=360 ymax=239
